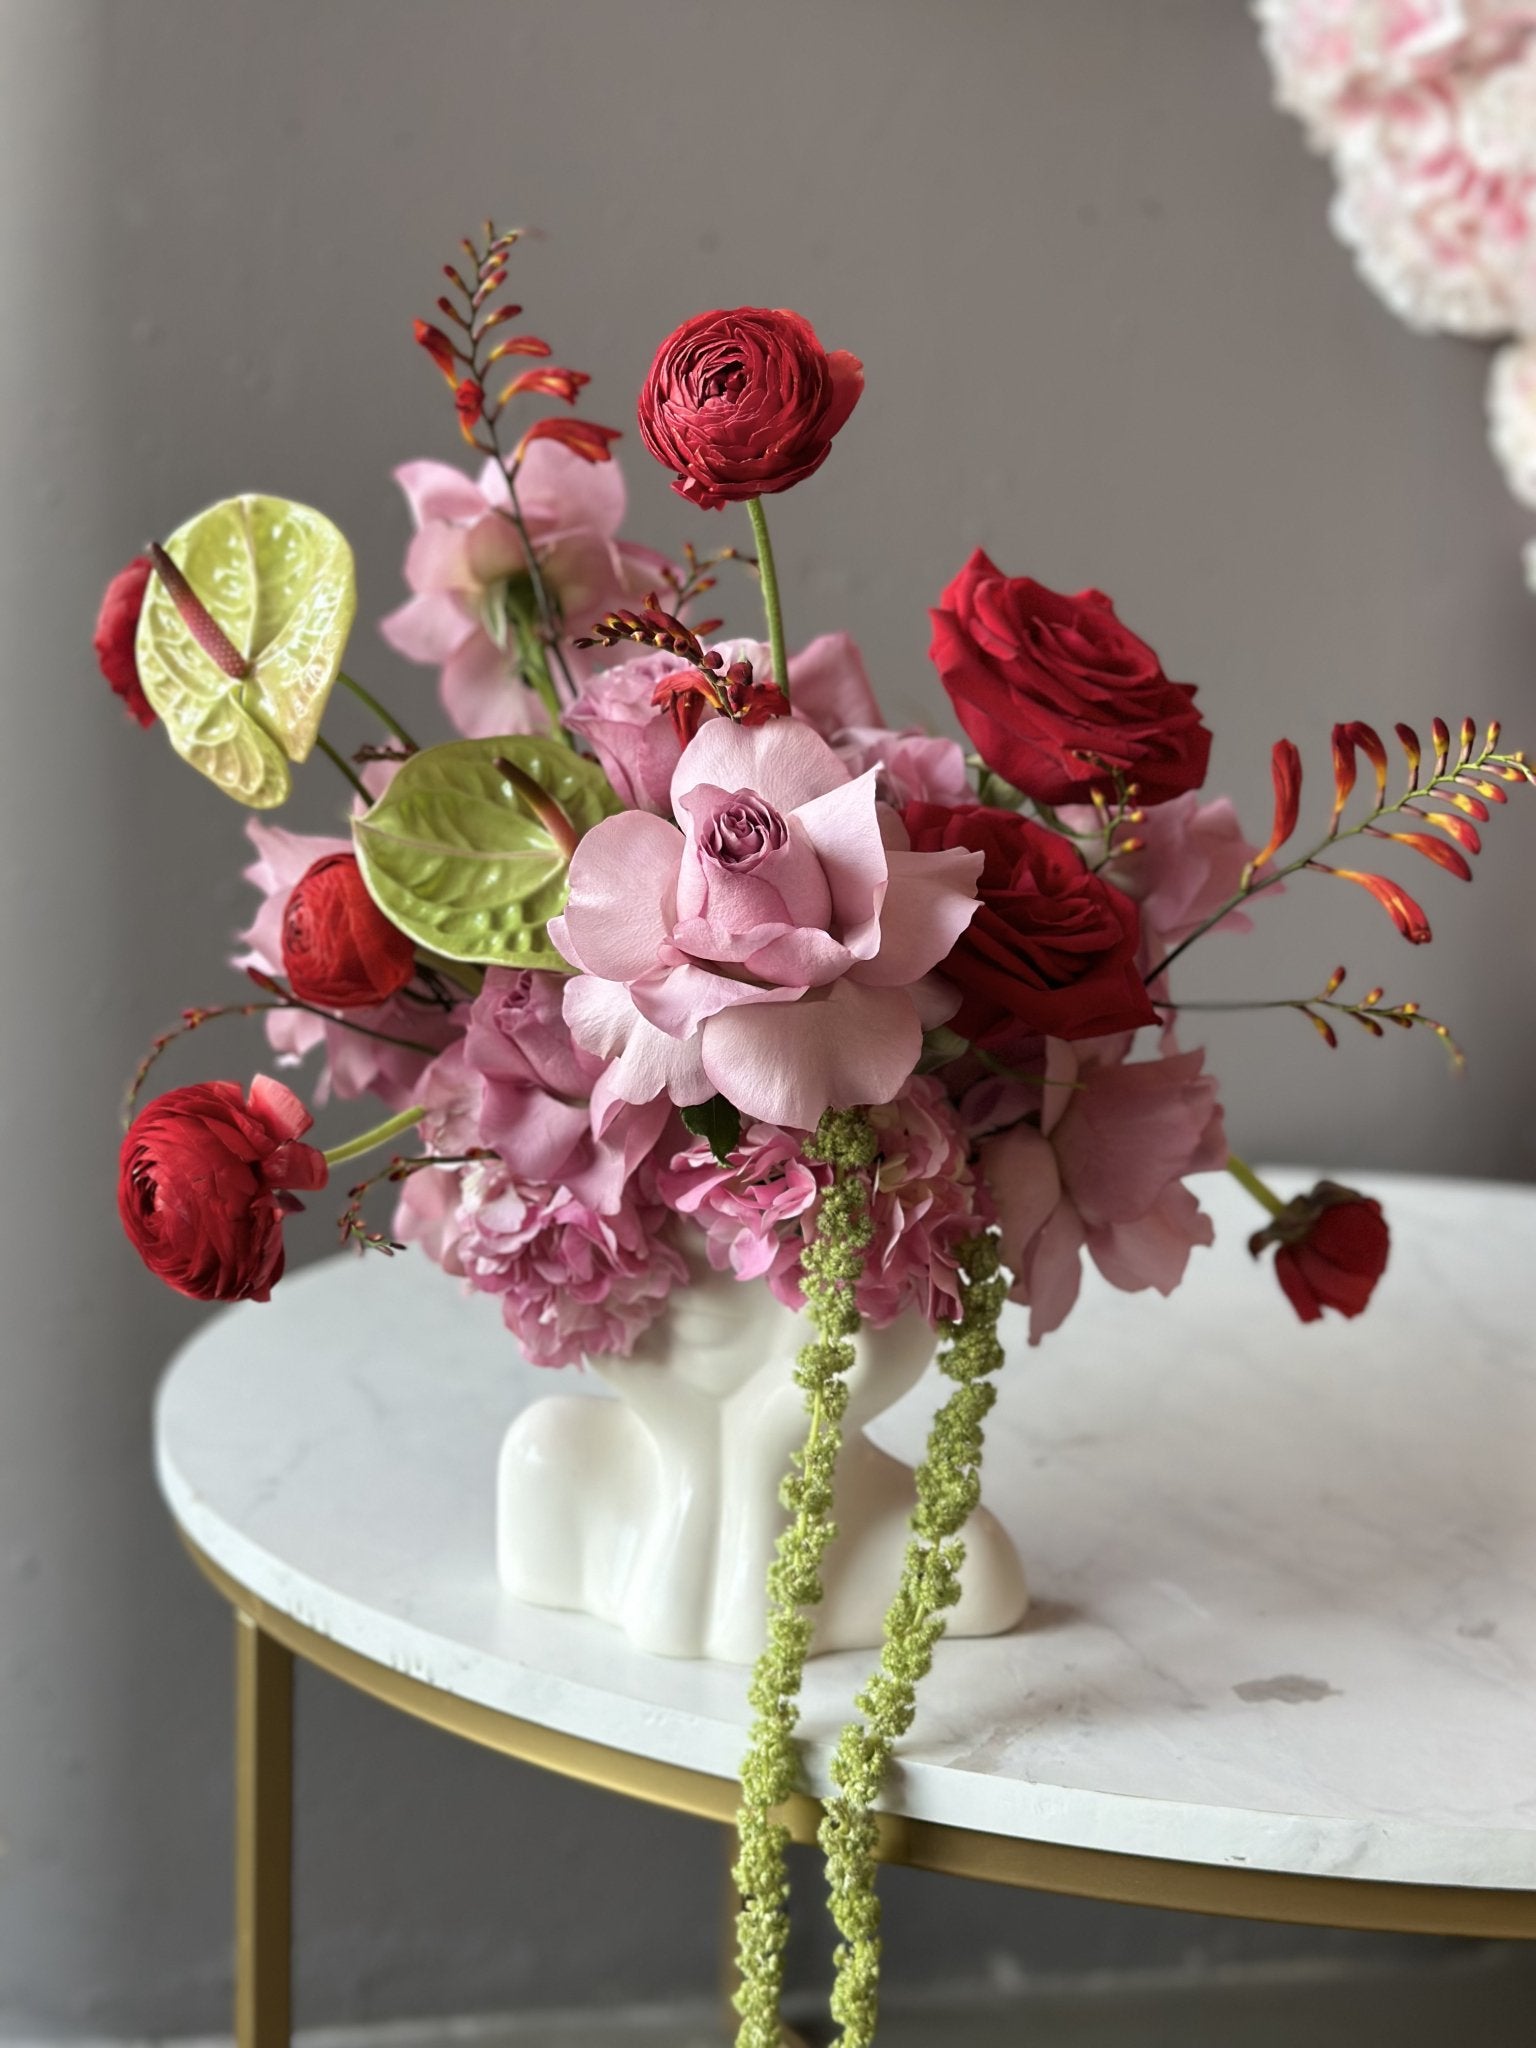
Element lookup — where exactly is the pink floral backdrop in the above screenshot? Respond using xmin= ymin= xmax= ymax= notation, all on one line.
xmin=1255 ymin=0 xmax=1536 ymax=580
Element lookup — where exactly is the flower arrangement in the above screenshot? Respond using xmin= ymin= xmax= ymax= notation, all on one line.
xmin=1254 ymin=0 xmax=1536 ymax=581
xmin=104 ymin=222 xmax=1533 ymax=2046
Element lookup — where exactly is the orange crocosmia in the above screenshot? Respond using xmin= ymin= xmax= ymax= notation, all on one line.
xmin=515 ymin=417 xmax=622 ymax=465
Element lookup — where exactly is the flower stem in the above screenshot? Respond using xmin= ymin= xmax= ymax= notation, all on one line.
xmin=746 ymin=497 xmax=789 ymax=701
xmin=322 ymin=1104 xmax=427 ymax=1169
xmin=316 ymin=734 xmax=372 ymax=803
xmin=1226 ymin=1153 xmax=1286 ymax=1218
xmin=732 ymin=1108 xmax=877 ymax=2048
xmin=338 ymin=672 xmax=420 ymax=751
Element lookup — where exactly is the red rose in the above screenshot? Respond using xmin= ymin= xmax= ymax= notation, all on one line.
xmin=1249 ymin=1181 xmax=1390 ymax=1324
xmin=118 ymin=1076 xmax=328 ymax=1302
xmin=636 ymin=307 xmax=863 ymax=509
xmin=93 ymin=555 xmax=156 ymax=728
xmin=281 ymin=854 xmax=416 ymax=1009
xmin=930 ymin=551 xmax=1211 ymax=807
xmin=903 ymin=801 xmax=1158 ymax=1046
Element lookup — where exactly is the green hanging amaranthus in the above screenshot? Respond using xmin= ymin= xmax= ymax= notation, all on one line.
xmin=818 ymin=1231 xmax=1010 ymax=2048
xmin=731 ymin=1108 xmax=879 ymax=2048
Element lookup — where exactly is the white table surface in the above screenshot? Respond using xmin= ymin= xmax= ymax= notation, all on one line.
xmin=155 ymin=1169 xmax=1536 ymax=1892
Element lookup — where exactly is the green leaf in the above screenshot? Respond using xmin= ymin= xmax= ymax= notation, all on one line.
xmin=681 ymin=1093 xmax=742 ymax=1166
xmin=134 ymin=495 xmax=357 ymax=808
xmin=352 ymin=734 xmax=622 ymax=967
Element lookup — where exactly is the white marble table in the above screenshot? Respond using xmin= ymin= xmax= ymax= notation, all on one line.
xmin=155 ymin=1170 xmax=1536 ymax=2045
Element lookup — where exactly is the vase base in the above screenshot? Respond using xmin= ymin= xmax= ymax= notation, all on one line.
xmin=495 ymin=1391 xmax=1029 ymax=1665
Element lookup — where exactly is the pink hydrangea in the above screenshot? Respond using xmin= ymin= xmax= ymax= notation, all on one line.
xmin=566 ymin=630 xmax=969 ymax=820
xmin=980 ymin=1036 xmax=1226 ymax=1344
xmin=237 ymin=820 xmax=460 ymax=1108
xmin=379 ymin=440 xmax=672 ymax=739
xmin=551 ymin=717 xmax=982 ymax=1130
xmin=656 ymin=1076 xmax=990 ymax=1328
xmin=432 ymin=1162 xmax=687 ymax=1368
xmin=1255 ymin=0 xmax=1536 ymax=144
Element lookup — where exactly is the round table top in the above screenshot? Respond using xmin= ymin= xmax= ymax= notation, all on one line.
xmin=155 ymin=1169 xmax=1536 ymax=1904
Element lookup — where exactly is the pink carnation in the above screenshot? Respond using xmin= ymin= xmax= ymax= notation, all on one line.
xmin=443 ymin=1163 xmax=687 ymax=1368
xmin=1256 ymin=0 xmax=1536 ymax=144
xmin=979 ymin=1037 xmax=1226 ymax=1344
xmin=1488 ymin=336 xmax=1536 ymax=504
xmin=237 ymin=820 xmax=460 ymax=1108
xmin=656 ymin=1076 xmax=990 ymax=1328
xmin=551 ymin=717 xmax=982 ymax=1130
xmin=379 ymin=441 xmax=671 ymax=739
xmin=1327 ymin=39 xmax=1536 ymax=334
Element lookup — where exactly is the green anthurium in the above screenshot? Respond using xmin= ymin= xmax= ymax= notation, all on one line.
xmin=352 ymin=735 xmax=622 ymax=967
xmin=134 ymin=495 xmax=357 ymax=808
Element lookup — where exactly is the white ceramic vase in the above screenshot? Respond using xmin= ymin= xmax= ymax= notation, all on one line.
xmin=496 ymin=1259 xmax=1028 ymax=1663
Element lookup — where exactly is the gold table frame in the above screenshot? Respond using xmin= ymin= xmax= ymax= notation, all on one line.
xmin=190 ymin=1537 xmax=1536 ymax=2048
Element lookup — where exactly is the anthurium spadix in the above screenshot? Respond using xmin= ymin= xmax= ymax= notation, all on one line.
xmin=134 ymin=496 xmax=357 ymax=808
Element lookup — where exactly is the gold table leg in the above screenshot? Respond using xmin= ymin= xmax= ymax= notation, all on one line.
xmin=235 ymin=1613 xmax=294 ymax=2048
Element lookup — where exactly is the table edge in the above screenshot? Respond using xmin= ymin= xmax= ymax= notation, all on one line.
xmin=178 ymin=1530 xmax=1536 ymax=1941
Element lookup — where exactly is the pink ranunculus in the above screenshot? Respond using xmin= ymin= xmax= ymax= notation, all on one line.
xmin=379 ymin=440 xmax=672 ymax=739
xmin=448 ymin=1162 xmax=687 ymax=1368
xmin=656 ymin=1075 xmax=991 ymax=1328
xmin=1058 ymin=792 xmax=1260 ymax=981
xmin=980 ymin=1037 xmax=1226 ymax=1344
xmin=551 ymin=718 xmax=983 ymax=1130
xmin=237 ymin=819 xmax=460 ymax=1108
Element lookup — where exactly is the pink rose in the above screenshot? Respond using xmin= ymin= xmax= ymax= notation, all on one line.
xmin=551 ymin=718 xmax=983 ymax=1130
xmin=379 ymin=440 xmax=671 ymax=738
xmin=980 ymin=1037 xmax=1226 ymax=1343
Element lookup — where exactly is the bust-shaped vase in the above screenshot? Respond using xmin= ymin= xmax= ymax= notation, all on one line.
xmin=496 ymin=1261 xmax=1028 ymax=1662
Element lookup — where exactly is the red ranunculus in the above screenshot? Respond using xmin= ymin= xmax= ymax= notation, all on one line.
xmin=93 ymin=555 xmax=156 ymax=728
xmin=281 ymin=853 xmax=417 ymax=1009
xmin=930 ymin=551 xmax=1211 ymax=807
xmin=118 ymin=1076 xmax=328 ymax=1302
xmin=903 ymin=801 xmax=1158 ymax=1046
xmin=1250 ymin=1181 xmax=1390 ymax=1324
xmin=636 ymin=307 xmax=863 ymax=509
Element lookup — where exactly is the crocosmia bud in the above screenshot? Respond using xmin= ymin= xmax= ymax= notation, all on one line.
xmin=281 ymin=853 xmax=417 ymax=1009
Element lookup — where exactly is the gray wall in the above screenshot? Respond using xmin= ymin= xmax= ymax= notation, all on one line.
xmin=3 ymin=0 xmax=1533 ymax=2034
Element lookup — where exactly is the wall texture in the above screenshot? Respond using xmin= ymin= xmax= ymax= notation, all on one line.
xmin=2 ymin=0 xmax=1533 ymax=2034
